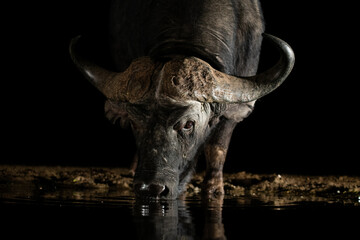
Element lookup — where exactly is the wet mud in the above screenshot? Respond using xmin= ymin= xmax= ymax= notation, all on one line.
xmin=1 ymin=165 xmax=359 ymax=206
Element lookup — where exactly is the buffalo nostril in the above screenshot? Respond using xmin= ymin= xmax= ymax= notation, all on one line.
xmin=159 ymin=185 xmax=169 ymax=197
xmin=149 ymin=184 xmax=166 ymax=196
xmin=134 ymin=183 xmax=168 ymax=198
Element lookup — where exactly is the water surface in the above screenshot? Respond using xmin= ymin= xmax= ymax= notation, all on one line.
xmin=1 ymin=181 xmax=359 ymax=239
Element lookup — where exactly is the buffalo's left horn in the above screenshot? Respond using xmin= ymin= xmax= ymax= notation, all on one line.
xmin=211 ymin=33 xmax=295 ymax=103
xmin=69 ymin=36 xmax=155 ymax=102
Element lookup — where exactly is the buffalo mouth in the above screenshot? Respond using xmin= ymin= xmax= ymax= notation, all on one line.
xmin=133 ymin=161 xmax=196 ymax=200
xmin=133 ymin=169 xmax=179 ymax=200
xmin=133 ymin=182 xmax=171 ymax=199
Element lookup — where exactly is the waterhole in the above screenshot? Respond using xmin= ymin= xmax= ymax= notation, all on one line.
xmin=1 ymin=166 xmax=359 ymax=239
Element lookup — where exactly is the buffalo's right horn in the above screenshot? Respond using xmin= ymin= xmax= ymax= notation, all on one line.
xmin=69 ymin=36 xmax=155 ymax=102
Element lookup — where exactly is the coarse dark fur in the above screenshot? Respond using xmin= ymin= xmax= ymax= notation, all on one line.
xmin=109 ymin=0 xmax=264 ymax=76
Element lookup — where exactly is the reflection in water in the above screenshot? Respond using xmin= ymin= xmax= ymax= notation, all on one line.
xmin=202 ymin=198 xmax=225 ymax=240
xmin=1 ymin=176 xmax=359 ymax=239
xmin=133 ymin=197 xmax=225 ymax=240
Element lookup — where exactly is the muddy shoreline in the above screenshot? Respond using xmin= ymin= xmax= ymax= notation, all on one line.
xmin=1 ymin=165 xmax=359 ymax=206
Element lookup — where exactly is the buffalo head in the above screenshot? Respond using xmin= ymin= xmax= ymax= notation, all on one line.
xmin=69 ymin=34 xmax=294 ymax=199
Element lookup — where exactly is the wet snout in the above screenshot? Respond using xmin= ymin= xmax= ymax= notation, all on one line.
xmin=133 ymin=169 xmax=178 ymax=199
xmin=134 ymin=183 xmax=170 ymax=199
xmin=133 ymin=145 xmax=179 ymax=199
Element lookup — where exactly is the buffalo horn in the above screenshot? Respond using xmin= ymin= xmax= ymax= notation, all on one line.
xmin=69 ymin=36 xmax=155 ymax=102
xmin=211 ymin=33 xmax=295 ymax=103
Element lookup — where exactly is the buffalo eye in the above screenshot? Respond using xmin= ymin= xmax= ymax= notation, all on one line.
xmin=183 ymin=121 xmax=194 ymax=130
xmin=174 ymin=120 xmax=195 ymax=134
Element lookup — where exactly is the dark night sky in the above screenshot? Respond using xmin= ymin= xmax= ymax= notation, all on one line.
xmin=3 ymin=1 xmax=358 ymax=175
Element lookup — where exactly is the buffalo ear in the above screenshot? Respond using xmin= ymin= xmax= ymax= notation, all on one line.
xmin=209 ymin=103 xmax=227 ymax=116
xmin=208 ymin=101 xmax=255 ymax=126
xmin=104 ymin=100 xmax=130 ymax=128
xmin=208 ymin=103 xmax=226 ymax=127
xmin=222 ymin=101 xmax=255 ymax=123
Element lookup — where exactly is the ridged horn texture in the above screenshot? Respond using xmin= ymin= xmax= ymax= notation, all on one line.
xmin=70 ymin=33 xmax=294 ymax=103
xmin=160 ymin=33 xmax=295 ymax=103
xmin=69 ymin=36 xmax=155 ymax=102
xmin=210 ymin=33 xmax=295 ymax=103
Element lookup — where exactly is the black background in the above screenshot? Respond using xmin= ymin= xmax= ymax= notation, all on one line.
xmin=3 ymin=1 xmax=358 ymax=175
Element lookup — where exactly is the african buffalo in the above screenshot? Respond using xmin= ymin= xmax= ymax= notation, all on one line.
xmin=70 ymin=0 xmax=294 ymax=199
